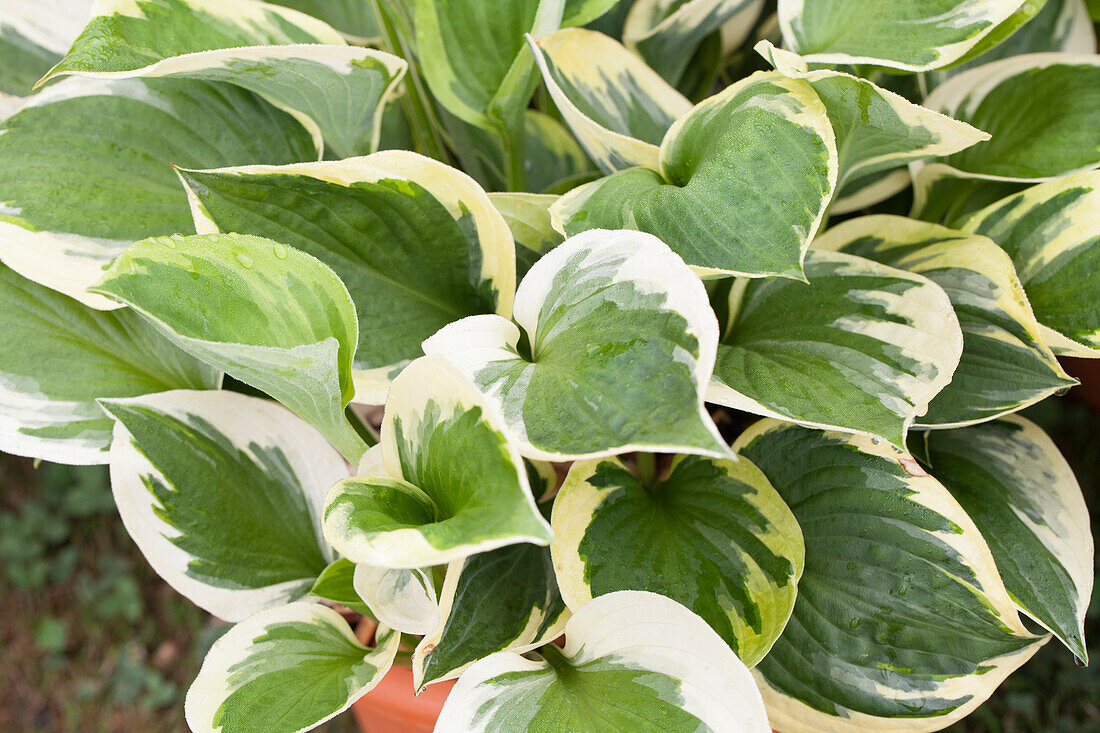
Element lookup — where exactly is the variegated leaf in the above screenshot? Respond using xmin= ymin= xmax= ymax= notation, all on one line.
xmin=42 ymin=0 xmax=406 ymax=157
xmin=530 ymin=28 xmax=693 ymax=174
xmin=523 ymin=109 xmax=597 ymax=193
xmin=413 ymin=542 xmax=568 ymax=690
xmin=423 ymin=229 xmax=731 ymax=461
xmin=322 ymin=355 xmax=552 ymax=568
xmin=0 ymin=77 xmax=316 ymax=309
xmin=0 ymin=0 xmax=91 ymax=97
xmin=435 ymin=591 xmax=771 ymax=732
xmin=265 ymin=0 xmax=381 ymax=43
xmin=814 ymin=215 xmax=1074 ymax=426
xmin=0 ymin=265 xmax=219 ymax=464
xmin=623 ymin=0 xmax=765 ymax=83
xmin=708 ymin=249 xmax=963 ymax=450
xmin=958 ymin=172 xmax=1100 ymax=357
xmin=735 ymin=420 xmax=1046 ymax=733
xmin=103 ymin=390 xmax=347 ymax=621
xmin=552 ymin=453 xmax=803 ymax=667
xmin=309 ymin=558 xmax=373 ymax=617
xmin=353 ymin=563 xmax=439 ymax=635
xmin=93 ymin=233 xmax=367 ymax=461
xmin=488 ymin=192 xmax=563 ymax=278
xmin=757 ymin=42 xmax=988 ymax=213
xmin=552 ymin=71 xmax=836 ymax=279
xmin=921 ymin=53 xmax=1100 ymax=183
xmin=185 ymin=602 xmax=400 ymax=733
xmin=178 ymin=152 xmax=515 ymax=404
xmin=917 ymin=416 xmax=1093 ymax=662
xmin=777 ymin=0 xmax=1032 ymax=71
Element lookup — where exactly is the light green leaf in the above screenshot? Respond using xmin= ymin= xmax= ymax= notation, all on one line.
xmin=42 ymin=0 xmax=407 ymax=158
xmin=178 ymin=152 xmax=516 ymax=404
xmin=488 ymin=192 xmax=564 ymax=278
xmin=958 ymin=171 xmax=1100 ymax=357
xmin=552 ymin=71 xmax=836 ymax=279
xmin=424 ymin=229 xmax=731 ymax=461
xmin=734 ymin=420 xmax=1045 ymax=733
xmin=708 ymin=249 xmax=963 ymax=450
xmin=353 ymin=563 xmax=439 ymax=635
xmin=102 ymin=390 xmax=348 ymax=621
xmin=924 ymin=0 xmax=1098 ymax=89
xmin=529 ymin=28 xmax=692 ymax=174
xmin=0 ymin=265 xmax=219 ymax=465
xmin=624 ymin=0 xmax=765 ymax=83
xmin=92 ymin=233 xmax=366 ymax=461
xmin=0 ymin=76 xmax=316 ymax=309
xmin=778 ymin=0 xmax=1031 ymax=71
xmin=435 ymin=590 xmax=771 ymax=732
xmin=413 ymin=542 xmax=568 ymax=691
xmin=918 ymin=416 xmax=1093 ymax=663
xmin=415 ymin=0 xmax=563 ymax=130
xmin=552 ymin=453 xmax=803 ymax=667
xmin=756 ymin=42 xmax=989 ymax=212
xmin=922 ymin=52 xmax=1100 ymax=182
xmin=322 ymin=355 xmax=552 ymax=568
xmin=185 ymin=602 xmax=400 ymax=733
xmin=814 ymin=215 xmax=1074 ymax=426
xmin=564 ymin=0 xmax=620 ymax=26
xmin=309 ymin=559 xmax=374 ymax=618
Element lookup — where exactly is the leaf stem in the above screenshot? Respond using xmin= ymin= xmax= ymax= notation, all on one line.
xmin=634 ymin=452 xmax=657 ymax=487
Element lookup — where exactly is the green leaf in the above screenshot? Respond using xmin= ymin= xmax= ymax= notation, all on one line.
xmin=923 ymin=52 xmax=1100 ymax=181
xmin=563 ymin=0 xmax=620 ymax=26
xmin=815 ymin=215 xmax=1074 ymax=426
xmin=0 ymin=77 xmax=316 ymax=309
xmin=624 ymin=0 xmax=765 ymax=83
xmin=42 ymin=0 xmax=407 ymax=158
xmin=265 ymin=0 xmax=381 ymax=42
xmin=322 ymin=355 xmax=552 ymax=568
xmin=488 ymin=192 xmax=564 ymax=278
xmin=309 ymin=559 xmax=374 ymax=618
xmin=709 ymin=249 xmax=963 ymax=450
xmin=523 ymin=110 xmax=598 ymax=193
xmin=92 ymin=233 xmax=366 ymax=461
xmin=353 ymin=562 xmax=439 ymax=634
xmin=0 ymin=264 xmax=219 ymax=465
xmin=552 ymin=71 xmax=836 ymax=279
xmin=434 ymin=590 xmax=771 ymax=732
xmin=0 ymin=2 xmax=88 ymax=97
xmin=185 ymin=602 xmax=399 ymax=733
xmin=757 ymin=42 xmax=989 ymax=212
xmin=424 ymin=229 xmax=731 ymax=461
xmin=735 ymin=420 xmax=1046 ymax=732
xmin=958 ymin=171 xmax=1100 ymax=357
xmin=778 ymin=0 xmax=1032 ymax=71
xmin=530 ymin=28 xmax=692 ymax=174
xmin=178 ymin=152 xmax=516 ymax=404
xmin=102 ymin=390 xmax=348 ymax=621
xmin=918 ymin=416 xmax=1092 ymax=663
xmin=552 ymin=453 xmax=803 ymax=667
xmin=413 ymin=542 xmax=568 ymax=690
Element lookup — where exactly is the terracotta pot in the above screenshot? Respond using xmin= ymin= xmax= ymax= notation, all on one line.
xmin=351 ymin=663 xmax=456 ymax=733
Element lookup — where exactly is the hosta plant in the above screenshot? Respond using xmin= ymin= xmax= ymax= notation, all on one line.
xmin=1 ymin=0 xmax=1097 ymax=731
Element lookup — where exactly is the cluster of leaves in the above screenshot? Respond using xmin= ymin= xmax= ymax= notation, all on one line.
xmin=0 ymin=0 xmax=1097 ymax=732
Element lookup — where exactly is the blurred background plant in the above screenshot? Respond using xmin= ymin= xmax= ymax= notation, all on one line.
xmin=2 ymin=391 xmax=1096 ymax=732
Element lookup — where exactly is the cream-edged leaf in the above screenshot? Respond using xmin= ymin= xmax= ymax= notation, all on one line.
xmin=488 ymin=192 xmax=563 ymax=278
xmin=957 ymin=171 xmax=1100 ymax=357
xmin=353 ymin=563 xmax=439 ymax=635
xmin=185 ymin=602 xmax=400 ymax=733
xmin=92 ymin=233 xmax=366 ymax=461
xmin=529 ymin=28 xmax=692 ymax=174
xmin=322 ymin=355 xmax=552 ymax=568
xmin=552 ymin=453 xmax=803 ymax=667
xmin=553 ymin=71 xmax=837 ymax=279
xmin=0 ymin=76 xmax=316 ymax=308
xmin=708 ymin=249 xmax=964 ymax=450
xmin=0 ymin=0 xmax=92 ymax=97
xmin=735 ymin=420 xmax=1046 ymax=733
xmin=424 ymin=228 xmax=731 ymax=461
xmin=413 ymin=542 xmax=568 ymax=691
xmin=814 ymin=215 xmax=1075 ymax=426
xmin=919 ymin=416 xmax=1093 ymax=662
xmin=178 ymin=152 xmax=515 ymax=404
xmin=102 ymin=390 xmax=347 ymax=622
xmin=0 ymin=265 xmax=219 ymax=464
xmin=435 ymin=590 xmax=771 ymax=732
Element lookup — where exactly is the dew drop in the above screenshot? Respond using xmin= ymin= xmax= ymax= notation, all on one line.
xmin=273 ymin=244 xmax=288 ymax=259
xmin=235 ymin=252 xmax=254 ymax=269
